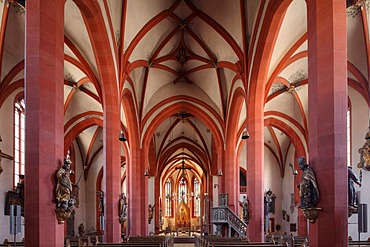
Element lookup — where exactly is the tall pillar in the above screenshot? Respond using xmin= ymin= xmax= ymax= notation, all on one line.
xmin=223 ymin=145 xmax=239 ymax=213
xmin=246 ymin=109 xmax=264 ymax=242
xmin=24 ymin=1 xmax=65 ymax=246
xmin=104 ymin=107 xmax=121 ymax=242
xmin=127 ymin=145 xmax=147 ymax=236
xmin=307 ymin=0 xmax=348 ymax=246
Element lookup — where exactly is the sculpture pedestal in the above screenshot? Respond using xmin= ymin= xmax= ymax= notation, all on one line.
xmin=301 ymin=207 xmax=321 ymax=223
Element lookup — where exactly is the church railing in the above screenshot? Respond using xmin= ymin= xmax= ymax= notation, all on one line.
xmin=211 ymin=206 xmax=247 ymax=239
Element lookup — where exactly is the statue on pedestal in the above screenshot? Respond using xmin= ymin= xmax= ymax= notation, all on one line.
xmin=55 ymin=158 xmax=76 ymax=224
xmin=298 ymin=157 xmax=319 ymax=209
xmin=298 ymin=156 xmax=320 ymax=223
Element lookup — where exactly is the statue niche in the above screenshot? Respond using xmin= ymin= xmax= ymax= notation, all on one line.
xmin=176 ymin=200 xmax=190 ymax=228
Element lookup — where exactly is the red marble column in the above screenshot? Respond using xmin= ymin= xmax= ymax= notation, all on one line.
xmin=24 ymin=1 xmax=65 ymax=246
xmin=246 ymin=109 xmax=264 ymax=242
xmin=307 ymin=0 xmax=348 ymax=246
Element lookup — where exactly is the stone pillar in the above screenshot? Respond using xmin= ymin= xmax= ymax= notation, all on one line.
xmin=223 ymin=145 xmax=239 ymax=213
xmin=24 ymin=1 xmax=65 ymax=246
xmin=246 ymin=109 xmax=264 ymax=242
xmin=127 ymin=146 xmax=147 ymax=236
xmin=104 ymin=108 xmax=121 ymax=242
xmin=307 ymin=0 xmax=348 ymax=246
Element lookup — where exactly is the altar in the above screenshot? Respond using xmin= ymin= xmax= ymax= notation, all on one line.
xmin=176 ymin=200 xmax=190 ymax=228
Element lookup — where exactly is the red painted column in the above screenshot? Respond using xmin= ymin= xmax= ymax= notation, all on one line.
xmin=307 ymin=0 xmax=348 ymax=246
xmin=24 ymin=1 xmax=65 ymax=246
xmin=246 ymin=107 xmax=264 ymax=242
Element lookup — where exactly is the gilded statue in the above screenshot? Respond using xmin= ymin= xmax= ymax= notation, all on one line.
xmin=358 ymin=130 xmax=370 ymax=170
xmin=148 ymin=204 xmax=155 ymax=224
xmin=55 ymin=158 xmax=76 ymax=224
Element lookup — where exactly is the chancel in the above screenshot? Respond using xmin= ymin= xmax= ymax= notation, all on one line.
xmin=0 ymin=1 xmax=369 ymax=247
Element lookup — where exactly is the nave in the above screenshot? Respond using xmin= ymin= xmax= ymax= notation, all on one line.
xmin=0 ymin=0 xmax=370 ymax=247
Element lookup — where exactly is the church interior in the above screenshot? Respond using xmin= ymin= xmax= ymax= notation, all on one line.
xmin=0 ymin=0 xmax=369 ymax=246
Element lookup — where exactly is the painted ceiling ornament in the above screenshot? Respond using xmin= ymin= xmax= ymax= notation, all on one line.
xmin=357 ymin=128 xmax=370 ymax=171
xmin=346 ymin=0 xmax=367 ymax=17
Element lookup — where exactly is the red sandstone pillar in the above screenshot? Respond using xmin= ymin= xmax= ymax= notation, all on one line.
xmin=246 ymin=109 xmax=264 ymax=242
xmin=307 ymin=0 xmax=348 ymax=246
xmin=24 ymin=1 xmax=65 ymax=246
xmin=104 ymin=108 xmax=121 ymax=242
xmin=127 ymin=145 xmax=147 ymax=236
xmin=223 ymin=145 xmax=239 ymax=213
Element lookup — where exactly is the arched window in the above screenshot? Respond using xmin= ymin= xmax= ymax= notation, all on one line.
xmin=14 ymin=98 xmax=25 ymax=188
xmin=194 ymin=178 xmax=200 ymax=217
xmin=165 ymin=178 xmax=172 ymax=217
xmin=178 ymin=177 xmax=187 ymax=203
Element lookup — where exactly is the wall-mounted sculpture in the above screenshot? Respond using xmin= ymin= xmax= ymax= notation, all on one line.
xmin=55 ymin=158 xmax=76 ymax=224
xmin=357 ymin=129 xmax=370 ymax=171
xmin=348 ymin=167 xmax=361 ymax=217
xmin=264 ymin=189 xmax=276 ymax=214
xmin=239 ymin=195 xmax=250 ymax=224
xmin=298 ymin=156 xmax=320 ymax=223
xmin=119 ymin=193 xmax=127 ymax=224
xmin=148 ymin=204 xmax=155 ymax=224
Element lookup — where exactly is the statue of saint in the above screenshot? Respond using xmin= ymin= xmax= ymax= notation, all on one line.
xmin=358 ymin=132 xmax=370 ymax=170
xmin=119 ymin=193 xmax=127 ymax=223
xmin=78 ymin=223 xmax=85 ymax=236
xmin=298 ymin=157 xmax=319 ymax=209
xmin=97 ymin=191 xmax=104 ymax=216
xmin=239 ymin=195 xmax=249 ymax=224
xmin=55 ymin=158 xmax=75 ymax=211
xmin=148 ymin=204 xmax=155 ymax=224
xmin=348 ymin=167 xmax=361 ymax=208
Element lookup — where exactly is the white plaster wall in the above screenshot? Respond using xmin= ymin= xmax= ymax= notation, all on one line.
xmin=348 ymin=88 xmax=370 ymax=240
xmin=72 ymin=144 xmax=87 ymax=236
xmin=281 ymin=146 xmax=299 ymax=236
xmin=0 ymin=90 xmax=25 ymax=242
xmin=84 ymin=151 xmax=103 ymax=232
xmin=264 ymin=148 xmax=283 ymax=233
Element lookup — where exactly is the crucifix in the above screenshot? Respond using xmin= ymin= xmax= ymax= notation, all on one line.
xmin=0 ymin=149 xmax=14 ymax=175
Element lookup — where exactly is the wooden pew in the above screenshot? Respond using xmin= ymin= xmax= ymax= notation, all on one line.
xmin=96 ymin=244 xmax=163 ymax=247
xmin=94 ymin=235 xmax=173 ymax=247
xmin=65 ymin=235 xmax=92 ymax=247
xmin=290 ymin=236 xmax=308 ymax=247
xmin=127 ymin=236 xmax=173 ymax=247
xmin=348 ymin=240 xmax=370 ymax=246
xmin=1 ymin=239 xmax=25 ymax=247
xmin=195 ymin=235 xmax=288 ymax=247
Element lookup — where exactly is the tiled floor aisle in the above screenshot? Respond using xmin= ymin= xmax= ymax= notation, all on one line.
xmin=174 ymin=244 xmax=194 ymax=247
